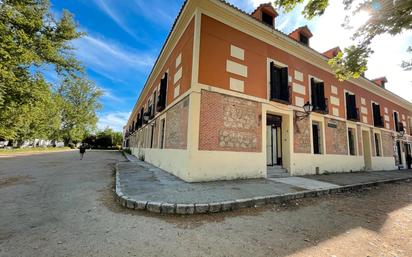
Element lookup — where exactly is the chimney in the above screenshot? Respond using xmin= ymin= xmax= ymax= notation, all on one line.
xmin=251 ymin=3 xmax=278 ymax=28
xmin=289 ymin=26 xmax=313 ymax=46
xmin=323 ymin=47 xmax=342 ymax=58
xmin=372 ymin=77 xmax=388 ymax=88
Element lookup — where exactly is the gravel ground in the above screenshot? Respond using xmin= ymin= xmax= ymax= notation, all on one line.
xmin=0 ymin=150 xmax=411 ymax=257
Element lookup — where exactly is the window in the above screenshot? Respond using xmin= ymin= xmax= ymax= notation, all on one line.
xmin=374 ymin=133 xmax=381 ymax=156
xmin=262 ymin=12 xmax=273 ymax=26
xmin=372 ymin=103 xmax=383 ymax=127
xmin=150 ymin=124 xmax=155 ymax=148
xmin=138 ymin=109 xmax=144 ymax=128
xmin=269 ymin=62 xmax=289 ymax=103
xmin=394 ymin=111 xmax=401 ymax=132
xmin=152 ymin=90 xmax=157 ymax=118
xmin=157 ymin=73 xmax=168 ymax=112
xmin=300 ymin=33 xmax=309 ymax=45
xmin=345 ymin=92 xmax=358 ymax=121
xmin=312 ymin=122 xmax=323 ymax=154
xmin=348 ymin=128 xmax=356 ymax=155
xmin=160 ymin=119 xmax=165 ymax=149
xmin=310 ymin=78 xmax=327 ymax=113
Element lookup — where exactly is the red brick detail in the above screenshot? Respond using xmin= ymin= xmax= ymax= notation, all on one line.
xmin=199 ymin=90 xmax=262 ymax=152
xmin=382 ymin=131 xmax=394 ymax=157
xmin=325 ymin=118 xmax=348 ymax=155
xmin=165 ymin=97 xmax=189 ymax=149
xmin=293 ymin=112 xmax=311 ymax=153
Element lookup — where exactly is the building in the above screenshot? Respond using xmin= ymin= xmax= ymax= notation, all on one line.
xmin=123 ymin=0 xmax=412 ymax=182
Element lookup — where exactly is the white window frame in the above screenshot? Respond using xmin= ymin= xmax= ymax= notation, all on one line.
xmin=373 ymin=132 xmax=382 ymax=157
xmin=393 ymin=110 xmax=400 ymax=132
xmin=347 ymin=125 xmax=358 ymax=156
xmin=343 ymin=89 xmax=355 ymax=121
xmin=311 ymin=117 xmax=325 ymax=155
xmin=307 ymin=75 xmax=323 ymax=106
xmin=370 ymin=100 xmax=381 ymax=126
xmin=266 ymin=58 xmax=288 ymax=100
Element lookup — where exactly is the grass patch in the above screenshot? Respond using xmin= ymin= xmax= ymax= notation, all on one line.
xmin=0 ymin=147 xmax=72 ymax=155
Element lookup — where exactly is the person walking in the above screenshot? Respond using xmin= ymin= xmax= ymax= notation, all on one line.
xmin=79 ymin=143 xmax=86 ymax=160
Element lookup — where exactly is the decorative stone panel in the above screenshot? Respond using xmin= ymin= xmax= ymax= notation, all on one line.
xmin=381 ymin=131 xmax=394 ymax=157
xmin=165 ymin=97 xmax=189 ymax=149
xmin=325 ymin=118 xmax=348 ymax=155
xmin=293 ymin=112 xmax=311 ymax=153
xmin=199 ymin=90 xmax=261 ymax=152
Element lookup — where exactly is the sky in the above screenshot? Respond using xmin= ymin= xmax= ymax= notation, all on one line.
xmin=49 ymin=0 xmax=412 ymax=132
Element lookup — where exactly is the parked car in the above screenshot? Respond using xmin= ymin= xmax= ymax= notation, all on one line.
xmin=0 ymin=141 xmax=9 ymax=148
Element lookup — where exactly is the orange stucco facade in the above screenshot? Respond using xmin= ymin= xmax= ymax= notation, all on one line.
xmin=124 ymin=0 xmax=412 ymax=181
xmin=198 ymin=14 xmax=410 ymax=131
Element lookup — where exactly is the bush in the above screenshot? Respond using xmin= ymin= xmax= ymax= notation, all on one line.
xmin=68 ymin=143 xmax=76 ymax=149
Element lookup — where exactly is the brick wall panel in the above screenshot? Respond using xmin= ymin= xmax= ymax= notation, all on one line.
xmin=293 ymin=112 xmax=311 ymax=153
xmin=325 ymin=118 xmax=348 ymax=155
xmin=199 ymin=90 xmax=262 ymax=152
xmin=165 ymin=97 xmax=189 ymax=149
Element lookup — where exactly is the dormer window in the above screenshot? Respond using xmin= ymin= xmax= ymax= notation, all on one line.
xmin=262 ymin=12 xmax=273 ymax=26
xmin=300 ymin=33 xmax=309 ymax=45
xmin=251 ymin=3 xmax=278 ymax=28
xmin=289 ymin=26 xmax=313 ymax=47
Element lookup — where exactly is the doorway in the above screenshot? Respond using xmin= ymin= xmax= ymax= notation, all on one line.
xmin=362 ymin=130 xmax=372 ymax=170
xmin=266 ymin=114 xmax=282 ymax=166
xmin=404 ymin=142 xmax=411 ymax=169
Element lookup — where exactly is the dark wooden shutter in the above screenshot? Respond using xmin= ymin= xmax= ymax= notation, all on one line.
xmin=273 ymin=64 xmax=281 ymax=100
xmin=394 ymin=112 xmax=399 ymax=131
xmin=157 ymin=73 xmax=168 ymax=112
xmin=346 ymin=93 xmax=357 ymax=120
xmin=372 ymin=103 xmax=382 ymax=126
xmin=280 ymin=67 xmax=289 ymax=102
xmin=311 ymin=78 xmax=318 ymax=110
xmin=317 ymin=82 xmax=325 ymax=111
xmin=269 ymin=62 xmax=276 ymax=99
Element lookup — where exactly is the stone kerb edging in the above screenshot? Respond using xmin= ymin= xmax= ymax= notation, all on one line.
xmin=114 ymin=161 xmax=411 ymax=215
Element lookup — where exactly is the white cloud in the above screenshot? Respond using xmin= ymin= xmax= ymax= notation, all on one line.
xmin=93 ymin=0 xmax=142 ymax=41
xmin=132 ymin=0 xmax=176 ymax=27
xmin=97 ymin=111 xmax=131 ymax=132
xmin=72 ymin=34 xmax=155 ymax=82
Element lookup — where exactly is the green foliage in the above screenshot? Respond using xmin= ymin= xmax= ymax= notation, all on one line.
xmin=83 ymin=128 xmax=123 ymax=149
xmin=58 ymin=75 xmax=102 ymax=144
xmin=274 ymin=0 xmax=412 ymax=80
xmin=274 ymin=0 xmax=329 ymax=19
xmin=0 ymin=0 xmax=101 ymax=144
xmin=328 ymin=45 xmax=371 ymax=81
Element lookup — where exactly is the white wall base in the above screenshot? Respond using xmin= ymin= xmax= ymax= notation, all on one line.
xmin=291 ymin=154 xmax=365 ymax=176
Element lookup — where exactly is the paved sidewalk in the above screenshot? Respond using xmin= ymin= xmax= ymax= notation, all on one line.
xmin=115 ymin=154 xmax=412 ymax=214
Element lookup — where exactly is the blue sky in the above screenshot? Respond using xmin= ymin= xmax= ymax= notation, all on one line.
xmin=49 ymin=0 xmax=412 ymax=131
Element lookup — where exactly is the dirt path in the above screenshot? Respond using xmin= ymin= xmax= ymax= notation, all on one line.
xmin=0 ymin=150 xmax=411 ymax=257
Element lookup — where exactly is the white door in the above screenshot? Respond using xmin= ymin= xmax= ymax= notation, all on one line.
xmin=266 ymin=125 xmax=277 ymax=166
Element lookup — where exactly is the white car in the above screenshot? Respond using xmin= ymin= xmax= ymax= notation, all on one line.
xmin=0 ymin=141 xmax=9 ymax=148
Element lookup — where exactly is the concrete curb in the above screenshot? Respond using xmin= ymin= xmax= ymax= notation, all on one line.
xmin=114 ymin=162 xmax=411 ymax=215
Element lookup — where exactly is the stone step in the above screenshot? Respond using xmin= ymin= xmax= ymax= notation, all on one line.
xmin=267 ymin=166 xmax=289 ymax=178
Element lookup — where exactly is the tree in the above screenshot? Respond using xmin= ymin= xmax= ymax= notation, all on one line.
xmin=274 ymin=0 xmax=412 ymax=80
xmin=58 ymin=75 xmax=102 ymax=144
xmin=83 ymin=128 xmax=123 ymax=149
xmin=0 ymin=0 xmax=83 ymax=140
